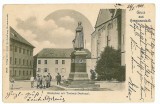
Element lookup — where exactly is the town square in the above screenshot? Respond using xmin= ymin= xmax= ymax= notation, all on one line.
xmin=9 ymin=7 xmax=126 ymax=91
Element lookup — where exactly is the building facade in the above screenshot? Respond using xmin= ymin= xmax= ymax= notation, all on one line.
xmin=91 ymin=9 xmax=126 ymax=69
xmin=36 ymin=48 xmax=91 ymax=80
xmin=10 ymin=27 xmax=35 ymax=80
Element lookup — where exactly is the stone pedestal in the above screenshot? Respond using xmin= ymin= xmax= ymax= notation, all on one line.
xmin=63 ymin=50 xmax=99 ymax=89
xmin=68 ymin=50 xmax=89 ymax=81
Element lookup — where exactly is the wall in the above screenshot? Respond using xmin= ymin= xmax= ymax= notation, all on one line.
xmin=10 ymin=40 xmax=34 ymax=80
xmin=91 ymin=9 xmax=126 ymax=69
xmin=108 ymin=18 xmax=119 ymax=50
xmin=37 ymin=58 xmax=71 ymax=80
xmin=91 ymin=31 xmax=98 ymax=70
xmin=121 ymin=10 xmax=126 ymax=66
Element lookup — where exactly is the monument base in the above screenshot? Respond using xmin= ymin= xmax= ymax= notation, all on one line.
xmin=68 ymin=50 xmax=89 ymax=81
xmin=62 ymin=80 xmax=100 ymax=89
xmin=67 ymin=72 xmax=99 ymax=88
xmin=68 ymin=72 xmax=89 ymax=81
xmin=65 ymin=50 xmax=99 ymax=88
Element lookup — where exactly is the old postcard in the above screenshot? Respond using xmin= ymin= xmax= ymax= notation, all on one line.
xmin=2 ymin=4 xmax=155 ymax=103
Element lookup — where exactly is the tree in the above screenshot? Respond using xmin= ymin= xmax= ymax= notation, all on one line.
xmin=95 ymin=46 xmax=125 ymax=81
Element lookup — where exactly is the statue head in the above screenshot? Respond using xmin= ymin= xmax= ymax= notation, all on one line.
xmin=78 ymin=21 xmax=82 ymax=26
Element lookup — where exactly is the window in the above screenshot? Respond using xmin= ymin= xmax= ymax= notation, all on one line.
xmin=27 ymin=60 xmax=28 ymax=66
xmin=38 ymin=60 xmax=41 ymax=64
xmin=23 ymin=49 xmax=25 ymax=54
xmin=14 ymin=70 xmax=16 ymax=76
xmin=19 ymin=70 xmax=21 ymax=76
xmin=10 ymin=57 xmax=12 ymax=64
xmin=37 ymin=68 xmax=41 ymax=72
xmin=62 ymin=60 xmax=65 ymax=64
xmin=26 ymin=71 xmax=28 ymax=75
xmin=23 ymin=71 xmax=25 ymax=75
xmin=30 ymin=60 xmax=32 ymax=66
xmin=30 ymin=71 xmax=32 ymax=75
xmin=30 ymin=51 xmax=32 ymax=56
xmin=19 ymin=48 xmax=21 ymax=53
xmin=27 ymin=50 xmax=29 ymax=55
xmin=107 ymin=35 xmax=110 ymax=46
xmin=44 ymin=68 xmax=48 ymax=72
xmin=15 ymin=46 xmax=17 ymax=52
xmin=15 ymin=58 xmax=17 ymax=65
xmin=10 ymin=45 xmax=12 ymax=51
xmin=44 ymin=60 xmax=47 ymax=64
xmin=55 ymin=60 xmax=58 ymax=64
xmin=19 ymin=59 xmax=21 ymax=65
xmin=23 ymin=59 xmax=25 ymax=65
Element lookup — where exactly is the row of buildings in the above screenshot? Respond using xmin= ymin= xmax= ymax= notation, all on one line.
xmin=9 ymin=9 xmax=125 ymax=80
xmin=10 ymin=27 xmax=35 ymax=80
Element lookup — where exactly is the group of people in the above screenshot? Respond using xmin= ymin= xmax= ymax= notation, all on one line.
xmin=30 ymin=73 xmax=62 ymax=89
xmin=35 ymin=73 xmax=52 ymax=89
xmin=10 ymin=71 xmax=96 ymax=89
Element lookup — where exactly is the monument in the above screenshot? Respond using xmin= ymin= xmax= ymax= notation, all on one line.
xmin=68 ymin=22 xmax=89 ymax=81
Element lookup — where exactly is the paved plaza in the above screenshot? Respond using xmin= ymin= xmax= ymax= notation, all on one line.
xmin=10 ymin=80 xmax=64 ymax=91
xmin=10 ymin=80 xmax=125 ymax=91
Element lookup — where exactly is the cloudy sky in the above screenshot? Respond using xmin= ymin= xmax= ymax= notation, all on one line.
xmin=6 ymin=4 xmax=106 ymax=55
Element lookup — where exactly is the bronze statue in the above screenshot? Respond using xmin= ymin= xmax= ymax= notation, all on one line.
xmin=73 ymin=22 xmax=84 ymax=51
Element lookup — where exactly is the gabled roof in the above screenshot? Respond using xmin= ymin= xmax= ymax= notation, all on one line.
xmin=95 ymin=9 xmax=121 ymax=28
xmin=10 ymin=26 xmax=35 ymax=48
xmin=37 ymin=48 xmax=91 ymax=58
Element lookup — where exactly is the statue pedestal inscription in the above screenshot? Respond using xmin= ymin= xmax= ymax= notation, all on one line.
xmin=68 ymin=50 xmax=89 ymax=81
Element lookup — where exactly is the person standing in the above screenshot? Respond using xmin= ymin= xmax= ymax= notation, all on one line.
xmin=42 ymin=76 xmax=46 ymax=89
xmin=36 ymin=74 xmax=40 ymax=88
xmin=10 ymin=77 xmax=15 ymax=90
xmin=90 ymin=69 xmax=96 ymax=80
xmin=48 ymin=73 xmax=52 ymax=87
xmin=46 ymin=75 xmax=49 ymax=88
xmin=30 ymin=76 xmax=34 ymax=88
xmin=39 ymin=75 xmax=43 ymax=88
xmin=56 ymin=73 xmax=61 ymax=85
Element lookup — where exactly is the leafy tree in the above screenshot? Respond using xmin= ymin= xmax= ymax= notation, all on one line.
xmin=95 ymin=46 xmax=125 ymax=81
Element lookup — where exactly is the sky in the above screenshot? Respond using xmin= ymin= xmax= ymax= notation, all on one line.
xmin=6 ymin=4 xmax=103 ymax=55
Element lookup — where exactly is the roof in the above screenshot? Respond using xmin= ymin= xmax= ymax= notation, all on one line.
xmin=10 ymin=26 xmax=35 ymax=48
xmin=37 ymin=48 xmax=91 ymax=58
xmin=95 ymin=9 xmax=121 ymax=28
